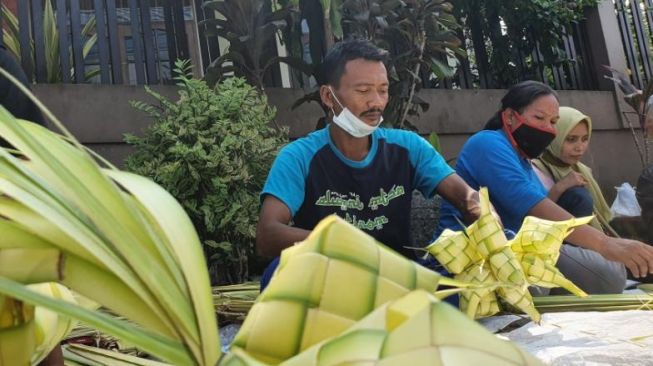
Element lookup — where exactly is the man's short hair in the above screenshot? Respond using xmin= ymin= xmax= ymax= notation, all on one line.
xmin=319 ymin=39 xmax=388 ymax=88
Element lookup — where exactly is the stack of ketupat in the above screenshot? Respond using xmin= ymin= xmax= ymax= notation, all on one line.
xmin=223 ymin=215 xmax=544 ymax=365
xmin=426 ymin=187 xmax=590 ymax=321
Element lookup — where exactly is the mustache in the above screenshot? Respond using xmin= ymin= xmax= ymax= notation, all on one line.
xmin=359 ymin=109 xmax=383 ymax=117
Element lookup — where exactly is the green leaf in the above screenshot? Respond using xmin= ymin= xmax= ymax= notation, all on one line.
xmin=330 ymin=0 xmax=344 ymax=38
xmin=0 ymin=67 xmax=228 ymax=364
xmin=266 ymin=56 xmax=314 ymax=76
xmin=106 ymin=170 xmax=220 ymax=364
xmin=63 ymin=344 xmax=171 ymax=366
xmin=199 ymin=18 xmax=230 ymax=30
xmin=0 ymin=277 xmax=191 ymax=365
xmin=427 ymin=132 xmax=441 ymax=153
xmin=430 ymin=57 xmax=456 ymax=79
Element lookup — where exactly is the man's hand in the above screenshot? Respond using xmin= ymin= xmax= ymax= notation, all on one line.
xmin=436 ymin=174 xmax=501 ymax=227
xmin=598 ymin=237 xmax=653 ymax=278
xmin=461 ymin=189 xmax=481 ymax=224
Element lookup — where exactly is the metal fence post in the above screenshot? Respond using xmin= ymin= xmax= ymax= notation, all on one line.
xmin=585 ymin=0 xmax=634 ymax=127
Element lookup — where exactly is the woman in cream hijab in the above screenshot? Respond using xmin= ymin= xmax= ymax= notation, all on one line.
xmin=533 ymin=106 xmax=617 ymax=236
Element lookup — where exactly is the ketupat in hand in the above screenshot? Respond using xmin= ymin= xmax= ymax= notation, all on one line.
xmin=426 ymin=187 xmax=589 ymax=321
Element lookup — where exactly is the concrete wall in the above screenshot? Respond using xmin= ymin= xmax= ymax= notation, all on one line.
xmin=33 ymin=84 xmax=643 ymax=202
xmin=33 ymin=84 xmax=178 ymax=166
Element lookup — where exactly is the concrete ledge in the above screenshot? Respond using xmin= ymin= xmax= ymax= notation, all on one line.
xmin=33 ymin=84 xmax=623 ymax=141
xmin=33 ymin=84 xmax=179 ymax=143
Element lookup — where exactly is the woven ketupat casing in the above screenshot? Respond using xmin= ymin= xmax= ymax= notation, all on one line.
xmin=287 ymin=290 xmax=544 ymax=365
xmin=427 ymin=228 xmax=481 ymax=274
xmin=510 ymin=216 xmax=591 ymax=295
xmin=426 ymin=187 xmax=590 ymax=321
xmin=455 ymin=264 xmax=500 ymax=318
xmin=426 ymin=188 xmax=538 ymax=320
xmin=223 ymin=290 xmax=545 ymax=366
xmin=232 ymin=215 xmax=444 ymax=364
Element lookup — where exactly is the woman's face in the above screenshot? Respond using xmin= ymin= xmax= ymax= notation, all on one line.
xmin=512 ymin=94 xmax=560 ymax=133
xmin=560 ymin=121 xmax=590 ymax=165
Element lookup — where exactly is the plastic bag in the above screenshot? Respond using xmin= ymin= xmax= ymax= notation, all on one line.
xmin=610 ymin=182 xmax=642 ymax=217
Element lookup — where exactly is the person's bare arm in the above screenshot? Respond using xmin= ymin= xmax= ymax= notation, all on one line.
xmin=436 ymin=174 xmax=482 ymax=224
xmin=547 ymin=171 xmax=587 ymax=202
xmin=256 ymin=195 xmax=310 ymax=257
xmin=529 ymin=198 xmax=653 ymax=278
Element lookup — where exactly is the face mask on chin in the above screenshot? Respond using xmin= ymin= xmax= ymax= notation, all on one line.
xmin=502 ymin=110 xmax=556 ymax=159
xmin=328 ymin=86 xmax=383 ymax=138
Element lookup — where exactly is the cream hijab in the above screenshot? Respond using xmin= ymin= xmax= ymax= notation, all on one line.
xmin=532 ymin=107 xmax=615 ymax=234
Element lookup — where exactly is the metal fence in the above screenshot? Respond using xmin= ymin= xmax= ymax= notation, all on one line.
xmin=195 ymin=4 xmax=598 ymax=91
xmin=0 ymin=0 xmax=203 ymax=84
xmin=452 ymin=21 xmax=594 ymax=90
xmin=0 ymin=1 xmax=604 ymax=90
xmin=615 ymin=0 xmax=653 ymax=89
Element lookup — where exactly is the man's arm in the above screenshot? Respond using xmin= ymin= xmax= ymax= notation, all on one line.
xmin=529 ymin=198 xmax=653 ymax=278
xmin=256 ymin=195 xmax=310 ymax=257
xmin=436 ymin=174 xmax=481 ymax=224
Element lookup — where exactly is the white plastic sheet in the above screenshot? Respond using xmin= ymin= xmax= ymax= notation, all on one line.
xmin=484 ymin=311 xmax=653 ymax=365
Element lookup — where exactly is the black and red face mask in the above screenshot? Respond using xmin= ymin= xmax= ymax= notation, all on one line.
xmin=501 ymin=109 xmax=557 ymax=159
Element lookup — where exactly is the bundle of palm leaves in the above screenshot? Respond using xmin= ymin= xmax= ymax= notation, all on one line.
xmin=213 ymin=283 xmax=259 ymax=323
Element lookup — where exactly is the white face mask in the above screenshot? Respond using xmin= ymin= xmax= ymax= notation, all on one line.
xmin=328 ymin=86 xmax=383 ymax=138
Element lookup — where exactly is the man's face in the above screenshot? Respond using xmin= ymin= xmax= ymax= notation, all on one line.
xmin=325 ymin=59 xmax=389 ymax=126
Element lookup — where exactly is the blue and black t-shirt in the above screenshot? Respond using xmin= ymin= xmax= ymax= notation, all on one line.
xmin=436 ymin=130 xmax=547 ymax=237
xmin=262 ymin=125 xmax=453 ymax=258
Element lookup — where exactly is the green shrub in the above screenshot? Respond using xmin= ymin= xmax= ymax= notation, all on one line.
xmin=125 ymin=61 xmax=288 ymax=284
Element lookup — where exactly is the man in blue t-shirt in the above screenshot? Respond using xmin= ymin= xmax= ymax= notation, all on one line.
xmin=257 ymin=39 xmax=482 ymax=262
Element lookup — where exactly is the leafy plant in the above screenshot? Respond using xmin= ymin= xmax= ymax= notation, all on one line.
xmin=283 ymin=0 xmax=343 ymax=68
xmin=320 ymin=0 xmax=345 ymax=49
xmin=1 ymin=1 xmax=99 ymax=83
xmin=125 ymin=60 xmax=288 ymax=284
xmin=342 ymin=0 xmax=464 ymax=130
xmin=201 ymin=0 xmax=309 ymax=90
xmin=292 ymin=0 xmax=464 ymax=131
xmin=451 ymin=0 xmax=601 ymax=88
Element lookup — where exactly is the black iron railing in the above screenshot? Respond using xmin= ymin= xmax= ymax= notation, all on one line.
xmin=615 ymin=0 xmax=653 ymax=90
xmin=449 ymin=14 xmax=595 ymax=90
xmin=0 ymin=0 xmax=201 ymax=84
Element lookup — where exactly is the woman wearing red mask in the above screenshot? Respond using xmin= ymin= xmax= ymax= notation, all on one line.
xmin=435 ymin=80 xmax=653 ymax=294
